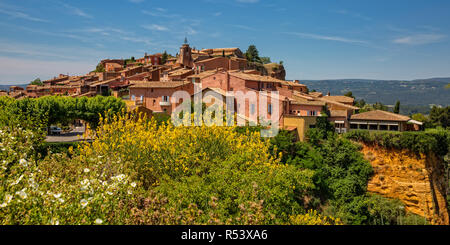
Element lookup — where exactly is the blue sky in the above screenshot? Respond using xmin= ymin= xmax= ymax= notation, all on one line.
xmin=0 ymin=0 xmax=450 ymax=84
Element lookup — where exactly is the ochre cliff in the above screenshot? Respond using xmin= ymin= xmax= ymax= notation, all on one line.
xmin=361 ymin=144 xmax=449 ymax=225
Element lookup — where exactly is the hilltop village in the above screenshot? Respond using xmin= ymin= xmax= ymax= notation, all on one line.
xmin=0 ymin=41 xmax=423 ymax=140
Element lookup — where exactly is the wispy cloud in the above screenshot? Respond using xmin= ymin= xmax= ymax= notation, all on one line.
xmin=142 ymin=9 xmax=179 ymax=18
xmin=0 ymin=5 xmax=48 ymax=22
xmin=393 ymin=34 xmax=446 ymax=45
xmin=231 ymin=24 xmax=258 ymax=31
xmin=142 ymin=24 xmax=169 ymax=31
xmin=285 ymin=32 xmax=369 ymax=45
xmin=61 ymin=3 xmax=92 ymax=19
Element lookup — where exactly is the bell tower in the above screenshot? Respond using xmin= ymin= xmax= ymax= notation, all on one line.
xmin=176 ymin=37 xmax=194 ymax=68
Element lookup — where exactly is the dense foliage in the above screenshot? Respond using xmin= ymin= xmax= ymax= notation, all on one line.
xmin=29 ymin=78 xmax=43 ymax=86
xmin=0 ymin=95 xmax=125 ymax=131
xmin=0 ymin=96 xmax=441 ymax=225
xmin=412 ymin=106 xmax=450 ymax=129
xmin=267 ymin=118 xmax=433 ymax=225
xmin=1 ymin=112 xmax=347 ymax=225
xmin=344 ymin=129 xmax=449 ymax=157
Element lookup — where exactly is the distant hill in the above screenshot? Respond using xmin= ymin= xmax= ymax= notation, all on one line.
xmin=300 ymin=78 xmax=450 ymax=114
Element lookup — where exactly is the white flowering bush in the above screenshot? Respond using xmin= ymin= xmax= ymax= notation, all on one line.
xmin=0 ymin=127 xmax=143 ymax=225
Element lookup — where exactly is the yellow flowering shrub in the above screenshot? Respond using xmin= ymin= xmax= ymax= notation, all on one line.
xmin=290 ymin=210 xmax=343 ymax=225
xmin=1 ymin=112 xmax=317 ymax=225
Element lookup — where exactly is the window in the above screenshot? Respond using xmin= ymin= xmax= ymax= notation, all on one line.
xmin=379 ymin=125 xmax=388 ymax=131
xmin=162 ymin=96 xmax=170 ymax=102
xmin=153 ymin=99 xmax=156 ymax=106
xmin=390 ymin=125 xmax=399 ymax=131
xmin=359 ymin=124 xmax=368 ymax=130
xmin=268 ymin=104 xmax=272 ymax=115
xmin=309 ymin=111 xmax=317 ymax=116
xmin=250 ymin=104 xmax=256 ymax=115
xmin=350 ymin=124 xmax=358 ymax=129
xmin=369 ymin=124 xmax=378 ymax=130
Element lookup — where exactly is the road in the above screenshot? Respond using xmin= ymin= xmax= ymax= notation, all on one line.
xmin=45 ymin=126 xmax=91 ymax=143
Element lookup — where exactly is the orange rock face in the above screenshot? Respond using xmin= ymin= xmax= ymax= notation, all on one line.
xmin=361 ymin=144 xmax=449 ymax=225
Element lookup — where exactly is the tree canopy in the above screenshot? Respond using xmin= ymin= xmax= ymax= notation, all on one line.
xmin=30 ymin=78 xmax=43 ymax=86
xmin=394 ymin=101 xmax=401 ymax=114
xmin=161 ymin=51 xmax=169 ymax=64
xmin=245 ymin=45 xmax=261 ymax=63
xmin=0 ymin=95 xmax=126 ymax=131
xmin=344 ymin=91 xmax=355 ymax=99
xmin=93 ymin=63 xmax=105 ymax=73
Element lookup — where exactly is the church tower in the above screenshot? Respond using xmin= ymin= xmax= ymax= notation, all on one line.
xmin=176 ymin=38 xmax=194 ymax=68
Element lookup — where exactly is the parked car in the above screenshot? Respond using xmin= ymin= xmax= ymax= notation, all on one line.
xmin=49 ymin=126 xmax=62 ymax=135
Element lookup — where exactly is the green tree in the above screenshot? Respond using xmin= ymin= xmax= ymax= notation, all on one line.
xmin=429 ymin=106 xmax=449 ymax=128
xmin=344 ymin=91 xmax=355 ymax=99
xmin=245 ymin=45 xmax=261 ymax=63
xmin=30 ymin=78 xmax=43 ymax=86
xmin=94 ymin=63 xmax=105 ymax=73
xmin=354 ymin=99 xmax=366 ymax=108
xmin=394 ymin=101 xmax=401 ymax=114
xmin=161 ymin=51 xmax=169 ymax=64
xmin=260 ymin=57 xmax=271 ymax=64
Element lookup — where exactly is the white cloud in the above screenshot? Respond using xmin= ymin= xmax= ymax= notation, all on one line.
xmin=0 ymin=8 xmax=48 ymax=22
xmin=393 ymin=34 xmax=446 ymax=45
xmin=142 ymin=24 xmax=169 ymax=31
xmin=62 ymin=3 xmax=92 ymax=19
xmin=142 ymin=10 xmax=178 ymax=18
xmin=285 ymin=32 xmax=369 ymax=45
xmin=231 ymin=24 xmax=258 ymax=31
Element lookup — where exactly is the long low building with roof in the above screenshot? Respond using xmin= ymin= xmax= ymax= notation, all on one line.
xmin=349 ymin=110 xmax=423 ymax=132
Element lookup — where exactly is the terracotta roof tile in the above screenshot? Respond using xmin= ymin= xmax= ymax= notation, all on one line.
xmin=322 ymin=95 xmax=354 ymax=104
xmin=290 ymin=94 xmax=326 ymax=106
xmin=350 ymin=110 xmax=411 ymax=122
xmin=330 ymin=110 xmax=348 ymax=117
xmin=130 ymin=81 xmax=191 ymax=88
xmin=317 ymin=97 xmax=360 ymax=110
